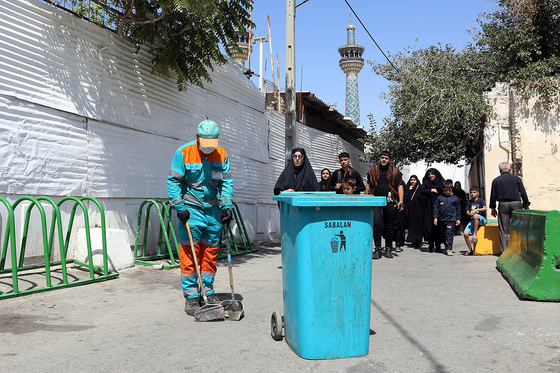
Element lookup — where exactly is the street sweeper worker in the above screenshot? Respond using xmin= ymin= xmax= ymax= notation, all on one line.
xmin=167 ymin=120 xmax=234 ymax=316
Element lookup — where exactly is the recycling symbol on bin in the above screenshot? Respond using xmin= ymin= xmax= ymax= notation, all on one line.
xmin=330 ymin=230 xmax=346 ymax=253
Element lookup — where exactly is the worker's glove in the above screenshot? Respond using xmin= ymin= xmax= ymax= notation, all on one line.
xmin=221 ymin=208 xmax=233 ymax=226
xmin=177 ymin=210 xmax=190 ymax=222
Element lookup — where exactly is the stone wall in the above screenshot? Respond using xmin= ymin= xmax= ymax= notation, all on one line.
xmin=478 ymin=83 xmax=560 ymax=209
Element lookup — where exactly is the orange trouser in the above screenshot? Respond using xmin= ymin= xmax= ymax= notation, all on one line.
xmin=179 ymin=243 xmax=219 ymax=298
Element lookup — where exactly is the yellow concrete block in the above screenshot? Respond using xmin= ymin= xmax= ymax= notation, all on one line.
xmin=474 ymin=224 xmax=501 ymax=255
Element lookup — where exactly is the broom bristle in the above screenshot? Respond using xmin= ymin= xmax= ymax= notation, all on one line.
xmin=194 ymin=304 xmax=225 ymax=322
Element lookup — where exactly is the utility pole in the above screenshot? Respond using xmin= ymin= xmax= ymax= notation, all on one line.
xmin=285 ymin=0 xmax=296 ymax=163
xmin=253 ymin=34 xmax=269 ymax=91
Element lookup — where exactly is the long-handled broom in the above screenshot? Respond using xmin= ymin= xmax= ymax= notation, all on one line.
xmin=186 ymin=222 xmax=225 ymax=322
xmin=220 ymin=230 xmax=244 ymax=321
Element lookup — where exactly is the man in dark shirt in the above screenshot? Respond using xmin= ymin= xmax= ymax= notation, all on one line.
xmin=328 ymin=152 xmax=366 ymax=194
xmin=489 ymin=162 xmax=531 ymax=253
xmin=365 ymin=151 xmax=404 ymax=259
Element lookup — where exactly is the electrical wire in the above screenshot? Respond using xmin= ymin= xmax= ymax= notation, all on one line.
xmin=296 ymin=0 xmax=311 ymax=8
xmin=344 ymin=0 xmax=399 ymax=74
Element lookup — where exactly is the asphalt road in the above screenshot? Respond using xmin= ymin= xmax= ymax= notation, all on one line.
xmin=1 ymin=237 xmax=559 ymax=372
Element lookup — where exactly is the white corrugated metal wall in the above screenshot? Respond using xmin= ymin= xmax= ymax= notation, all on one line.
xmin=0 ymin=0 xmax=369 ymax=253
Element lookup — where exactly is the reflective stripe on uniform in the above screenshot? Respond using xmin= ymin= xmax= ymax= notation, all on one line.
xmin=169 ymin=169 xmax=185 ymax=180
xmin=186 ymin=180 xmax=203 ymax=188
xmin=182 ymin=194 xmax=204 ymax=207
xmin=182 ymin=194 xmax=218 ymax=209
xmin=181 ymin=276 xmax=214 ymax=298
xmin=211 ymin=169 xmax=223 ymax=181
xmin=170 ymin=198 xmax=183 ymax=207
xmin=183 ymin=287 xmax=198 ymax=298
xmin=179 ymin=238 xmax=200 ymax=246
xmin=201 ymin=271 xmax=216 ymax=279
xmin=181 ymin=273 xmax=198 ymax=297
xmin=201 ymin=273 xmax=216 ymax=295
xmin=200 ymin=237 xmax=219 ymax=248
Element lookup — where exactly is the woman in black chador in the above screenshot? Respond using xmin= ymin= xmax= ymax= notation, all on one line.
xmin=404 ymin=175 xmax=423 ymax=249
xmin=319 ymin=168 xmax=331 ymax=191
xmin=418 ymin=168 xmax=445 ymax=252
xmin=274 ymin=148 xmax=320 ymax=195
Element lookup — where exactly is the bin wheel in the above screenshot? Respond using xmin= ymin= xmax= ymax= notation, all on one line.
xmin=270 ymin=311 xmax=283 ymax=341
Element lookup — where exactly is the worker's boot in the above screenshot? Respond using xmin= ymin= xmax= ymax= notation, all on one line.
xmin=372 ymin=248 xmax=382 ymax=260
xmin=384 ymin=246 xmax=393 ymax=258
xmin=185 ymin=297 xmax=200 ymax=316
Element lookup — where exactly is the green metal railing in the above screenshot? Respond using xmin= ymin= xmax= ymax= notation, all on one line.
xmin=133 ymin=199 xmax=180 ymax=269
xmin=0 ymin=196 xmax=18 ymax=294
xmin=133 ymin=200 xmax=256 ymax=268
xmin=218 ymin=202 xmax=257 ymax=259
xmin=0 ymin=196 xmax=119 ymax=300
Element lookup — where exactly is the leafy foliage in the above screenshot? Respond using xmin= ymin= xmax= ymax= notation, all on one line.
xmin=366 ymin=44 xmax=494 ymax=165
xmin=71 ymin=1 xmax=108 ymax=27
xmin=475 ymin=0 xmax=560 ymax=105
xmin=62 ymin=0 xmax=254 ymax=91
xmin=365 ymin=0 xmax=560 ymax=165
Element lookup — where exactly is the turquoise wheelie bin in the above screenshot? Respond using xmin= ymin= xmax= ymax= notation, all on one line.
xmin=272 ymin=192 xmax=386 ymax=359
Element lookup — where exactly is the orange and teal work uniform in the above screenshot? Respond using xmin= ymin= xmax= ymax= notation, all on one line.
xmin=167 ymin=140 xmax=233 ymax=299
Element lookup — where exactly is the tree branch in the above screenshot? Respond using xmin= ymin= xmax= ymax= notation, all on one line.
xmin=125 ymin=11 xmax=167 ymax=24
xmin=89 ymin=0 xmax=125 ymax=18
xmin=170 ymin=24 xmax=191 ymax=37
xmin=117 ymin=0 xmax=134 ymax=37
xmin=414 ymin=94 xmax=437 ymax=118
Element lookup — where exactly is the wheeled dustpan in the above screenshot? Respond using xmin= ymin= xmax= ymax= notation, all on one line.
xmin=221 ymin=299 xmax=244 ymax=321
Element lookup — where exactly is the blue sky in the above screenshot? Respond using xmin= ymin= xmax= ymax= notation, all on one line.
xmin=248 ymin=0 xmax=496 ymax=131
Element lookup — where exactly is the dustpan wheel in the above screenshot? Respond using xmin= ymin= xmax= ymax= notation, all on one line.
xmin=270 ymin=311 xmax=283 ymax=341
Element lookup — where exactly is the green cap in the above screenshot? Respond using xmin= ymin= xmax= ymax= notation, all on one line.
xmin=197 ymin=120 xmax=220 ymax=139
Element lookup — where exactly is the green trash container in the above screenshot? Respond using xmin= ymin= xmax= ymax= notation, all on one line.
xmin=272 ymin=192 xmax=386 ymax=359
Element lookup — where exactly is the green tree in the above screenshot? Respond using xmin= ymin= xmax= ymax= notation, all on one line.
xmin=365 ymin=0 xmax=560 ymax=165
xmin=58 ymin=0 xmax=254 ymax=91
xmin=366 ymin=44 xmax=494 ymax=165
xmin=475 ymin=0 xmax=560 ymax=104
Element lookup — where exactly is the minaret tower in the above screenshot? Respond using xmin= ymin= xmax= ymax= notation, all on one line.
xmin=227 ymin=30 xmax=251 ymax=65
xmin=338 ymin=18 xmax=365 ymax=125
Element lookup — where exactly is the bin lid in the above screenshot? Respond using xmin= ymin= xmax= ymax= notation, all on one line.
xmin=273 ymin=192 xmax=387 ymax=207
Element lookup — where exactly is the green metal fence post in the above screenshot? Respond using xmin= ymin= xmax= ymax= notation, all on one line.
xmin=80 ymin=197 xmax=110 ymax=276
xmin=12 ymin=197 xmax=51 ymax=286
xmin=0 ymin=195 xmax=119 ymax=300
xmin=58 ymin=197 xmax=95 ymax=279
xmin=218 ymin=201 xmax=256 ymax=259
xmin=0 ymin=197 xmax=18 ymax=294
xmin=133 ymin=199 xmax=180 ymax=269
xmin=232 ymin=202 xmax=253 ymax=252
xmin=37 ymin=196 xmax=69 ymax=285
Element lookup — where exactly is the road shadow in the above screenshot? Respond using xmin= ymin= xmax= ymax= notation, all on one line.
xmin=371 ymin=297 xmax=450 ymax=373
xmin=218 ymin=242 xmax=281 ymax=266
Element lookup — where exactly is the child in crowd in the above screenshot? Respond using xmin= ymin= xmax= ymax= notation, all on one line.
xmin=462 ymin=186 xmax=487 ymax=256
xmin=342 ymin=175 xmax=357 ymax=195
xmin=328 ymin=152 xmax=365 ymax=194
xmin=433 ymin=180 xmax=461 ymax=256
